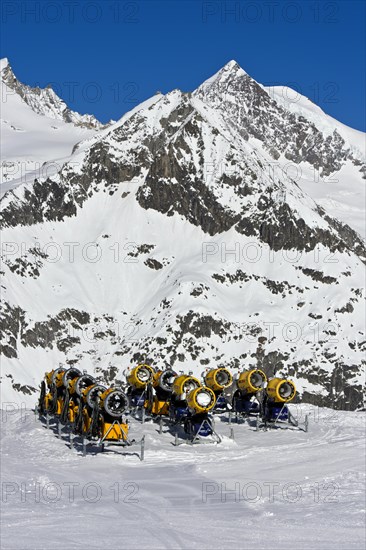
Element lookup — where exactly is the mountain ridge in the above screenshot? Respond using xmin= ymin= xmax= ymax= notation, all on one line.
xmin=1 ymin=60 xmax=365 ymax=410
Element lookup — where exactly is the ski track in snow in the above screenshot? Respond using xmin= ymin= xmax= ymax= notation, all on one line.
xmin=1 ymin=405 xmax=365 ymax=550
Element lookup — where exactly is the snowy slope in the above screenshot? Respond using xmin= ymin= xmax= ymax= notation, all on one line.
xmin=265 ymin=83 xmax=366 ymax=238
xmin=0 ymin=58 xmax=104 ymax=191
xmin=1 ymin=407 xmax=365 ymax=549
xmin=0 ymin=60 xmax=365 ymax=409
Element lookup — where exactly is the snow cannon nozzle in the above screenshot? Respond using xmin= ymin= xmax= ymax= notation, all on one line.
xmin=266 ymin=378 xmax=296 ymax=403
xmin=73 ymin=374 xmax=96 ymax=396
xmin=172 ymin=374 xmax=201 ymax=400
xmin=204 ymin=368 xmax=233 ymax=392
xmin=187 ymin=386 xmax=216 ymax=414
xmin=100 ymin=388 xmax=129 ymax=418
xmin=237 ymin=369 xmax=267 ymax=394
xmin=82 ymin=384 xmax=107 ymax=409
xmin=127 ymin=364 xmax=154 ymax=389
xmin=153 ymin=369 xmax=177 ymax=393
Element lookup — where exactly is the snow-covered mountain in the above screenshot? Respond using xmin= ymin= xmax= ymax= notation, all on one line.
xmin=1 ymin=60 xmax=365 ymax=409
xmin=0 ymin=58 xmax=106 ymax=191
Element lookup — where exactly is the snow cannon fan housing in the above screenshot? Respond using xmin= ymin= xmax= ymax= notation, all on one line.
xmin=49 ymin=367 xmax=64 ymax=387
xmin=82 ymin=384 xmax=107 ymax=409
xmin=127 ymin=364 xmax=154 ymax=389
xmin=204 ymin=368 xmax=233 ymax=392
xmin=187 ymin=387 xmax=216 ymax=414
xmin=45 ymin=369 xmax=57 ymax=388
xmin=172 ymin=375 xmax=201 ymax=400
xmin=237 ymin=369 xmax=267 ymax=394
xmin=153 ymin=369 xmax=177 ymax=393
xmin=70 ymin=374 xmax=96 ymax=396
xmin=62 ymin=367 xmax=81 ymax=388
xmin=100 ymin=388 xmax=129 ymax=418
xmin=266 ymin=378 xmax=296 ymax=403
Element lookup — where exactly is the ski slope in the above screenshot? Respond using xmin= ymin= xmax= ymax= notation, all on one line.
xmin=1 ymin=406 xmax=365 ymax=549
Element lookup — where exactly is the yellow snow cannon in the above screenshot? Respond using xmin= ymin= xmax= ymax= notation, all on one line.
xmin=59 ymin=368 xmax=82 ymax=424
xmin=237 ymin=369 xmax=267 ymax=394
xmin=261 ymin=378 xmax=297 ymax=424
xmin=223 ymin=368 xmax=267 ymax=416
xmin=169 ymin=374 xmax=202 ymax=424
xmin=80 ymin=383 xmax=107 ymax=438
xmin=127 ymin=364 xmax=154 ymax=389
xmin=204 ymin=368 xmax=233 ymax=392
xmin=98 ymin=388 xmax=130 ymax=442
xmin=186 ymin=386 xmax=216 ymax=415
xmin=182 ymin=386 xmax=219 ymax=442
xmin=145 ymin=369 xmax=177 ymax=416
xmin=172 ymin=374 xmax=201 ymax=400
xmin=126 ymin=364 xmax=154 ymax=409
xmin=266 ymin=378 xmax=296 ymax=403
xmin=40 ymin=367 xmax=65 ymax=416
xmin=38 ymin=369 xmax=58 ymax=414
xmin=68 ymin=374 xmax=96 ymax=431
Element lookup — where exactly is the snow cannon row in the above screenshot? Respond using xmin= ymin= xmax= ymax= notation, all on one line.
xmin=37 ymin=364 xmax=300 ymax=453
xmin=38 ymin=367 xmax=134 ymax=450
xmin=124 ymin=365 xmax=298 ymax=440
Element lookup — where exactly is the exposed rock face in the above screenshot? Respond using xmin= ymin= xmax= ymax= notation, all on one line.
xmin=1 ymin=61 xmax=365 ymax=409
xmin=194 ymin=61 xmax=364 ymax=176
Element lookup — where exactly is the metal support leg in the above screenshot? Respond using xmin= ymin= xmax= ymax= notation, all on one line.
xmin=46 ymin=413 xmax=49 ymax=429
xmin=141 ymin=407 xmax=145 ymax=424
xmin=230 ymin=427 xmax=235 ymax=440
xmin=57 ymin=420 xmax=62 ymax=438
xmin=82 ymin=437 xmax=87 ymax=457
xmin=140 ymin=436 xmax=145 ymax=461
xmin=228 ymin=411 xmax=232 ymax=425
xmin=70 ymin=432 xmax=73 ymax=450
xmin=174 ymin=432 xmax=178 ymax=446
xmin=159 ymin=417 xmax=163 ymax=434
xmin=304 ymin=414 xmax=309 ymax=433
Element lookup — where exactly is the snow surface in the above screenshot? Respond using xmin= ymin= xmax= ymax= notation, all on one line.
xmin=0 ymin=59 xmax=100 ymax=191
xmin=1 ymin=407 xmax=365 ymax=549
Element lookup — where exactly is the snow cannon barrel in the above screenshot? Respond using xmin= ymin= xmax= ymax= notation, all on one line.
xmin=204 ymin=368 xmax=233 ymax=392
xmin=237 ymin=369 xmax=267 ymax=394
xmin=266 ymin=378 xmax=296 ymax=403
xmin=153 ymin=369 xmax=177 ymax=393
xmin=172 ymin=375 xmax=201 ymax=400
xmin=127 ymin=364 xmax=154 ymax=389
xmin=82 ymin=384 xmax=107 ymax=409
xmin=99 ymin=388 xmax=130 ymax=418
xmin=186 ymin=386 xmax=216 ymax=414
xmin=69 ymin=374 xmax=96 ymax=396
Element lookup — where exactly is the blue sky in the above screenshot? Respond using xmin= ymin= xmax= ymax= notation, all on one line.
xmin=1 ymin=0 xmax=365 ymax=131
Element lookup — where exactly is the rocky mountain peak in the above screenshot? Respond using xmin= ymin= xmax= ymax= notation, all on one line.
xmin=1 ymin=57 xmax=105 ymax=130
